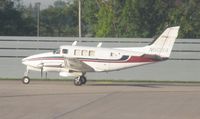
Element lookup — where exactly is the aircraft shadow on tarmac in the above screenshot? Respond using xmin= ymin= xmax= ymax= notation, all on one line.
xmin=87 ymin=83 xmax=160 ymax=88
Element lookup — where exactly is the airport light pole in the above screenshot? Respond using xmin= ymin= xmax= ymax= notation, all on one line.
xmin=36 ymin=2 xmax=41 ymax=37
xmin=78 ymin=0 xmax=81 ymax=38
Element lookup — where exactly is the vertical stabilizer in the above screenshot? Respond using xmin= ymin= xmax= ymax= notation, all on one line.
xmin=147 ymin=26 xmax=180 ymax=58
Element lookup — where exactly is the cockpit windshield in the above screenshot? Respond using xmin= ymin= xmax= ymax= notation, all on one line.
xmin=53 ymin=49 xmax=60 ymax=54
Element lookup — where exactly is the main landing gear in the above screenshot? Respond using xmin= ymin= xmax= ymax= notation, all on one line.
xmin=74 ymin=76 xmax=87 ymax=86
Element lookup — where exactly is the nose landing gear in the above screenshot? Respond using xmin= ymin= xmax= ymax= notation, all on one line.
xmin=22 ymin=69 xmax=30 ymax=84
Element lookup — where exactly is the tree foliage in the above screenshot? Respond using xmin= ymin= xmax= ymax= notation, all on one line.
xmin=1 ymin=0 xmax=200 ymax=38
xmin=40 ymin=1 xmax=78 ymax=36
xmin=82 ymin=0 xmax=99 ymax=37
xmin=0 ymin=0 xmax=36 ymax=36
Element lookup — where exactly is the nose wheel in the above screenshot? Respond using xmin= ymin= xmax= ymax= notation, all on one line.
xmin=74 ymin=76 xmax=87 ymax=86
xmin=22 ymin=76 xmax=30 ymax=84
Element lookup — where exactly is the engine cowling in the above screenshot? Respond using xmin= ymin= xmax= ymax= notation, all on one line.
xmin=59 ymin=71 xmax=82 ymax=77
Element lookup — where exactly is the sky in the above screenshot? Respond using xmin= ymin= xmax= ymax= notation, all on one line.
xmin=21 ymin=0 xmax=69 ymax=9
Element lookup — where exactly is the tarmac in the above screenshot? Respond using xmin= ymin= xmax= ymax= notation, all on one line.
xmin=0 ymin=80 xmax=200 ymax=119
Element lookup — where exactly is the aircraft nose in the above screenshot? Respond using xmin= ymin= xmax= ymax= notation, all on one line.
xmin=22 ymin=57 xmax=27 ymax=65
xmin=22 ymin=57 xmax=27 ymax=62
xmin=22 ymin=56 xmax=31 ymax=65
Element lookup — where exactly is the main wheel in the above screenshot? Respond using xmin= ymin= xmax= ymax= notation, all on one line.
xmin=74 ymin=77 xmax=82 ymax=86
xmin=22 ymin=76 xmax=30 ymax=84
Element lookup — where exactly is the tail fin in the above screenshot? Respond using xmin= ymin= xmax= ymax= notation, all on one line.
xmin=147 ymin=26 xmax=180 ymax=58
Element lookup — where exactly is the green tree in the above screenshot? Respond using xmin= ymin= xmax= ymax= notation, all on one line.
xmin=95 ymin=0 xmax=114 ymax=37
xmin=0 ymin=0 xmax=36 ymax=36
xmin=172 ymin=0 xmax=200 ymax=38
xmin=117 ymin=0 xmax=138 ymax=37
xmin=40 ymin=0 xmax=78 ymax=36
xmin=82 ymin=0 xmax=99 ymax=37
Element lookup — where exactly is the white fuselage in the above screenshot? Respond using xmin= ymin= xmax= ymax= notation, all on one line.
xmin=22 ymin=45 xmax=161 ymax=77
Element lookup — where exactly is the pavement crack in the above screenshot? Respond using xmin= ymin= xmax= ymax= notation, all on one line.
xmin=53 ymin=92 xmax=118 ymax=119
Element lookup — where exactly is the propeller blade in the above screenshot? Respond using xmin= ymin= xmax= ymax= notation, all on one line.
xmin=45 ymin=72 xmax=47 ymax=79
xmin=40 ymin=63 xmax=44 ymax=78
xmin=41 ymin=67 xmax=43 ymax=78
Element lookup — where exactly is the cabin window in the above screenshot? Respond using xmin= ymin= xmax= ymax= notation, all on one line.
xmin=111 ymin=52 xmax=117 ymax=57
xmin=89 ymin=50 xmax=95 ymax=56
xmin=74 ymin=49 xmax=95 ymax=56
xmin=62 ymin=49 xmax=68 ymax=54
xmin=74 ymin=49 xmax=81 ymax=56
xmin=82 ymin=50 xmax=88 ymax=56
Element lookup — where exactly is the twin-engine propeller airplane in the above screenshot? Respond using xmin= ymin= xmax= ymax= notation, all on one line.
xmin=22 ymin=26 xmax=180 ymax=86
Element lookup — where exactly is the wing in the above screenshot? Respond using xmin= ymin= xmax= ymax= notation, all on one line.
xmin=64 ymin=58 xmax=95 ymax=72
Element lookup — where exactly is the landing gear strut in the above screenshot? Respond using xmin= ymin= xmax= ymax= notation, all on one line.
xmin=74 ymin=76 xmax=87 ymax=86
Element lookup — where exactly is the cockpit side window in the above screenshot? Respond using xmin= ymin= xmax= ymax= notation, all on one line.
xmin=53 ymin=49 xmax=60 ymax=54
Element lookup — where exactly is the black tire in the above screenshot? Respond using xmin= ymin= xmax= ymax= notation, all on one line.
xmin=81 ymin=76 xmax=87 ymax=84
xmin=74 ymin=77 xmax=82 ymax=86
xmin=22 ymin=76 xmax=30 ymax=84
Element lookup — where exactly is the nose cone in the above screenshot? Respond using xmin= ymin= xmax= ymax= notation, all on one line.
xmin=22 ymin=55 xmax=41 ymax=68
xmin=22 ymin=52 xmax=52 ymax=67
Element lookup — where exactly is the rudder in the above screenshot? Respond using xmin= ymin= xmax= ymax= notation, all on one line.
xmin=147 ymin=26 xmax=180 ymax=58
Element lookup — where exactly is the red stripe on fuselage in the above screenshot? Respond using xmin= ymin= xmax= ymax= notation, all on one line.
xmin=127 ymin=56 xmax=157 ymax=63
xmin=27 ymin=56 xmax=160 ymax=63
xmin=81 ymin=56 xmax=158 ymax=63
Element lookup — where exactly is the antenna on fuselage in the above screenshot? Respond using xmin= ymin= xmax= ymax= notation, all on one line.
xmin=97 ymin=42 xmax=102 ymax=47
xmin=72 ymin=41 xmax=78 ymax=46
